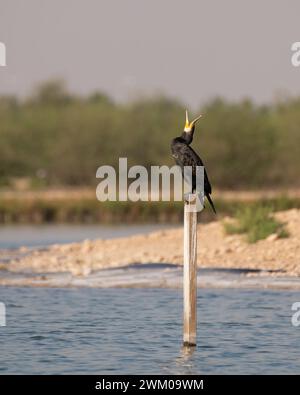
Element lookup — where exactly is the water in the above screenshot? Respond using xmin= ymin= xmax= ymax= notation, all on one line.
xmin=0 ymin=224 xmax=177 ymax=249
xmin=1 ymin=225 xmax=300 ymax=373
xmin=0 ymin=287 xmax=299 ymax=374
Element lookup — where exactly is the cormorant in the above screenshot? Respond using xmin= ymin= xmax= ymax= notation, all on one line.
xmin=171 ymin=110 xmax=216 ymax=214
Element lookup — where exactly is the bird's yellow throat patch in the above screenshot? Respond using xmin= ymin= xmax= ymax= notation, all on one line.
xmin=184 ymin=120 xmax=193 ymax=132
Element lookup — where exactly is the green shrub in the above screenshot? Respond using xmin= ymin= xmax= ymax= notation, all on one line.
xmin=223 ymin=205 xmax=289 ymax=243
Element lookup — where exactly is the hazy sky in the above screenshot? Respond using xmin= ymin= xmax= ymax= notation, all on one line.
xmin=0 ymin=0 xmax=300 ymax=107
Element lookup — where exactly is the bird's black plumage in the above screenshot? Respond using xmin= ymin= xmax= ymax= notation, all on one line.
xmin=171 ymin=117 xmax=216 ymax=214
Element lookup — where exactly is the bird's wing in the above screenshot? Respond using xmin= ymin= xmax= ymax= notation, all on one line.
xmin=182 ymin=146 xmax=213 ymax=195
xmin=171 ymin=142 xmax=213 ymax=195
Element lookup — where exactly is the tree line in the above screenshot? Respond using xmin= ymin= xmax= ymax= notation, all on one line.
xmin=0 ymin=80 xmax=299 ymax=189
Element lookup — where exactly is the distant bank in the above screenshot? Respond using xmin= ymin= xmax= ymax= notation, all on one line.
xmin=0 ymin=188 xmax=300 ymax=224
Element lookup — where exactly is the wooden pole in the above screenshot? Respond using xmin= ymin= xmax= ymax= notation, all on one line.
xmin=183 ymin=193 xmax=197 ymax=347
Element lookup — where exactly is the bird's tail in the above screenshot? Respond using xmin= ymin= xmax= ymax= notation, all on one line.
xmin=206 ymin=193 xmax=216 ymax=214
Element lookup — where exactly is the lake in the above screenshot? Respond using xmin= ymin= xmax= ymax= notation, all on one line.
xmin=0 ymin=225 xmax=299 ymax=374
xmin=0 ymin=224 xmax=178 ymax=249
xmin=0 ymin=287 xmax=299 ymax=374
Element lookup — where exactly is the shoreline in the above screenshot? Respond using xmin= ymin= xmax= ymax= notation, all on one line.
xmin=1 ymin=265 xmax=300 ymax=290
xmin=0 ymin=209 xmax=299 ymax=289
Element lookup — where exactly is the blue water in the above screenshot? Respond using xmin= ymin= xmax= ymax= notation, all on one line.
xmin=0 ymin=224 xmax=177 ymax=249
xmin=0 ymin=287 xmax=299 ymax=374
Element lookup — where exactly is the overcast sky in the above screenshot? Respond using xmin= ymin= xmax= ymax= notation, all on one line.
xmin=0 ymin=0 xmax=300 ymax=107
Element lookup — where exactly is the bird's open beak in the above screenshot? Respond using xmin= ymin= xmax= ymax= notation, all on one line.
xmin=184 ymin=110 xmax=202 ymax=132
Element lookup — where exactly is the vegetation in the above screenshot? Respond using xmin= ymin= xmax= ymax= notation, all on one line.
xmin=223 ymin=205 xmax=289 ymax=243
xmin=0 ymin=194 xmax=298 ymax=224
xmin=1 ymin=80 xmax=300 ymax=189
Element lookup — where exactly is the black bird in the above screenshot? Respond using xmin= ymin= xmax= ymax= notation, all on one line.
xmin=171 ymin=110 xmax=216 ymax=214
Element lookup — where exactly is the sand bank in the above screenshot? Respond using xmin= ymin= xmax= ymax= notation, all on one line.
xmin=0 ymin=209 xmax=299 ymax=284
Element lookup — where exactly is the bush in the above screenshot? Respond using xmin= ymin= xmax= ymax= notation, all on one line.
xmin=223 ymin=205 xmax=289 ymax=243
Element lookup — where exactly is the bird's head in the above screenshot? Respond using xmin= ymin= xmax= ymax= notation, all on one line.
xmin=184 ymin=109 xmax=202 ymax=133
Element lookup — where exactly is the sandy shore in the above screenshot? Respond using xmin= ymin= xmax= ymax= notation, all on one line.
xmin=1 ymin=209 xmax=299 ymax=279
